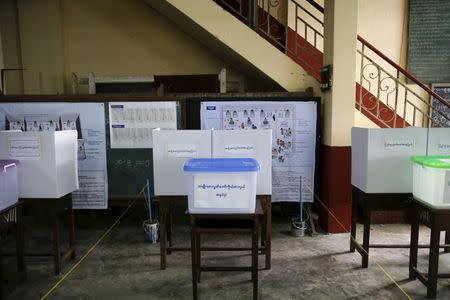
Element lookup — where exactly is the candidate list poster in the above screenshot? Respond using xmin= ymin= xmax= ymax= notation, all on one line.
xmin=201 ymin=101 xmax=317 ymax=202
xmin=0 ymin=103 xmax=108 ymax=209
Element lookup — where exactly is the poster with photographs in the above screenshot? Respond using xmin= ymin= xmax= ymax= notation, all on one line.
xmin=201 ymin=101 xmax=317 ymax=203
xmin=0 ymin=103 xmax=108 ymax=209
xmin=108 ymin=102 xmax=177 ymax=148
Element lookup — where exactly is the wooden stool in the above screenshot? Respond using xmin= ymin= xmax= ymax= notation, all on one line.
xmin=190 ymin=204 xmax=263 ymax=300
xmin=159 ymin=195 xmax=271 ymax=270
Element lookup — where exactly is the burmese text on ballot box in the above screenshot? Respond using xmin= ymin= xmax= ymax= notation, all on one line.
xmin=183 ymin=158 xmax=260 ymax=214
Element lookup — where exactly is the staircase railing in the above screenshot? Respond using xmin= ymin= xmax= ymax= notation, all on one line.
xmin=212 ymin=0 xmax=450 ymax=128
xmin=357 ymin=36 xmax=450 ymax=128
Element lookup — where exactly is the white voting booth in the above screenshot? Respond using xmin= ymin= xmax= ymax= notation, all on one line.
xmin=0 ymin=130 xmax=79 ymax=198
xmin=212 ymin=130 xmax=272 ymax=195
xmin=351 ymin=127 xmax=428 ymax=193
xmin=153 ymin=129 xmax=212 ymax=195
xmin=153 ymin=129 xmax=272 ymax=197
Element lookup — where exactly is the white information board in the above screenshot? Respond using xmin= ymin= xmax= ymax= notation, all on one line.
xmin=153 ymin=129 xmax=212 ymax=195
xmin=201 ymin=101 xmax=317 ymax=203
xmin=351 ymin=127 xmax=428 ymax=193
xmin=0 ymin=103 xmax=108 ymax=209
xmin=109 ymin=102 xmax=177 ymax=148
xmin=212 ymin=129 xmax=272 ymax=195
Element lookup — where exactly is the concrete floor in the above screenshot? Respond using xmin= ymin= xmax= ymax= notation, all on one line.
xmin=3 ymin=209 xmax=450 ymax=299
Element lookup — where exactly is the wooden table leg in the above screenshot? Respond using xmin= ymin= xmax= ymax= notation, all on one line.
xmin=427 ymin=221 xmax=440 ymax=298
xmin=53 ymin=214 xmax=61 ymax=275
xmin=68 ymin=204 xmax=76 ymax=260
xmin=264 ymin=196 xmax=271 ymax=270
xmin=409 ymin=209 xmax=419 ymax=280
xmin=190 ymin=216 xmax=198 ymax=300
xmin=16 ymin=204 xmax=25 ymax=281
xmin=362 ymin=204 xmax=370 ymax=268
xmin=159 ymin=198 xmax=167 ymax=270
xmin=445 ymin=230 xmax=450 ymax=253
xmin=350 ymin=188 xmax=357 ymax=253
xmin=252 ymin=215 xmax=259 ymax=300
xmin=0 ymin=235 xmax=4 ymax=300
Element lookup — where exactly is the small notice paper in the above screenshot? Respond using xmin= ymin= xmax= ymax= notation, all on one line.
xmin=224 ymin=144 xmax=255 ymax=155
xmin=9 ymin=137 xmax=40 ymax=160
xmin=167 ymin=144 xmax=197 ymax=158
xmin=383 ymin=138 xmax=415 ymax=151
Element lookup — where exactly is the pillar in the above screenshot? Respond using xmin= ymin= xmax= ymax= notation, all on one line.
xmin=319 ymin=0 xmax=358 ymax=233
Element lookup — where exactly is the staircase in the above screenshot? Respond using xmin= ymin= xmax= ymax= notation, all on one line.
xmin=153 ymin=0 xmax=450 ymax=128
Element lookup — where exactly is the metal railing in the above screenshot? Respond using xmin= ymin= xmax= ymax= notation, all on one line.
xmin=212 ymin=0 xmax=450 ymax=128
xmin=357 ymin=36 xmax=450 ymax=128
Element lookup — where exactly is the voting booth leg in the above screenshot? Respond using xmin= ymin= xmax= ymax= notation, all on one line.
xmin=190 ymin=217 xmax=198 ymax=300
xmin=408 ymin=211 xmax=419 ymax=280
xmin=53 ymin=215 xmax=62 ymax=275
xmin=0 ymin=235 xmax=3 ymax=300
xmin=306 ymin=203 xmax=317 ymax=236
xmin=427 ymin=220 xmax=440 ymax=298
xmin=68 ymin=206 xmax=76 ymax=260
xmin=445 ymin=231 xmax=450 ymax=253
xmin=350 ymin=191 xmax=357 ymax=253
xmin=262 ymin=196 xmax=271 ymax=270
xmin=362 ymin=205 xmax=371 ymax=268
xmin=16 ymin=203 xmax=25 ymax=282
xmin=159 ymin=198 xmax=168 ymax=270
xmin=252 ymin=215 xmax=259 ymax=300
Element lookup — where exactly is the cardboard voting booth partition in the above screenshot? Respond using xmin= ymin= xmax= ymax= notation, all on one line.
xmin=351 ymin=127 xmax=428 ymax=193
xmin=152 ymin=129 xmax=273 ymax=197
xmin=152 ymin=129 xmax=212 ymax=195
xmin=0 ymin=130 xmax=79 ymax=199
xmin=212 ymin=129 xmax=272 ymax=195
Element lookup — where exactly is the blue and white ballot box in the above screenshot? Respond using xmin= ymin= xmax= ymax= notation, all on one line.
xmin=411 ymin=156 xmax=450 ymax=208
xmin=0 ymin=160 xmax=20 ymax=211
xmin=183 ymin=158 xmax=260 ymax=214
